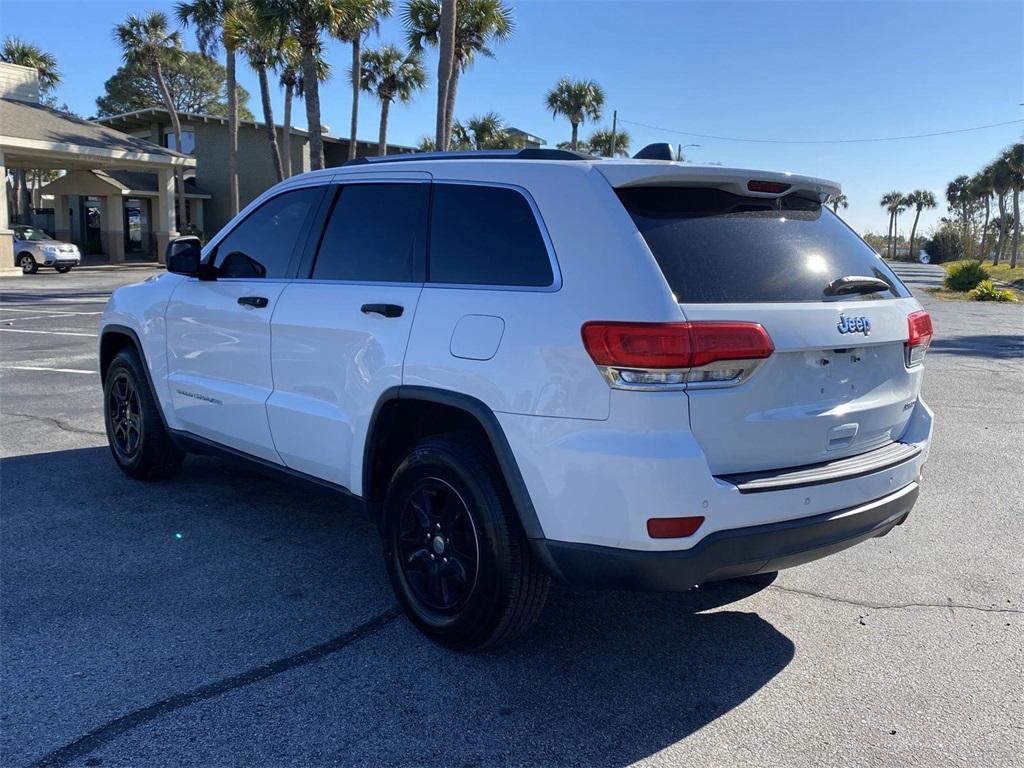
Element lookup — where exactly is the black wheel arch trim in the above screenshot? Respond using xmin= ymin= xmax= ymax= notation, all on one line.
xmin=99 ymin=324 xmax=172 ymax=432
xmin=363 ymin=386 xmax=546 ymax=540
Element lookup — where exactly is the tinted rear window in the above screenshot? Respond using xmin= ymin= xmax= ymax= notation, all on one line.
xmin=428 ymin=184 xmax=553 ymax=287
xmin=617 ymin=187 xmax=910 ymax=303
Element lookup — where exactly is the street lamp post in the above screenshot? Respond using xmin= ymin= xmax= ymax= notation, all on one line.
xmin=676 ymin=143 xmax=701 ymax=161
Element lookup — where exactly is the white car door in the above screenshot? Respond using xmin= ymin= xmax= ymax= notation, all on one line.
xmin=165 ymin=184 xmax=326 ymax=463
xmin=267 ymin=177 xmax=429 ymax=489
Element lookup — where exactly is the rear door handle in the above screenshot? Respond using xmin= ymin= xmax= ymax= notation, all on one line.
xmin=361 ymin=303 xmax=404 ymax=318
xmin=238 ymin=296 xmax=269 ymax=308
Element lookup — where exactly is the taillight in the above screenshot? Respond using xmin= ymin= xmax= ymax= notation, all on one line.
xmin=581 ymin=321 xmax=773 ymax=390
xmin=906 ymin=310 xmax=933 ymax=367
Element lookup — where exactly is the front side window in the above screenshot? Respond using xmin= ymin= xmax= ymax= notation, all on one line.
xmin=428 ymin=184 xmax=553 ymax=287
xmin=311 ymin=183 xmax=427 ymax=282
xmin=213 ymin=186 xmax=322 ymax=279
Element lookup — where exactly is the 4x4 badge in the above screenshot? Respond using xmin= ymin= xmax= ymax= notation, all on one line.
xmin=837 ymin=314 xmax=870 ymax=335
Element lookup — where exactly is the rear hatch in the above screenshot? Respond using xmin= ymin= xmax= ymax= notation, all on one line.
xmin=614 ymin=178 xmax=926 ymax=475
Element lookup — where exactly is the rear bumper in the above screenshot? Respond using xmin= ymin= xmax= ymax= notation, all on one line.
xmin=532 ymin=482 xmax=919 ymax=591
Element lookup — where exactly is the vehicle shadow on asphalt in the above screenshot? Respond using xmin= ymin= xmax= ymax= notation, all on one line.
xmin=930 ymin=334 xmax=1024 ymax=359
xmin=3 ymin=447 xmax=794 ymax=767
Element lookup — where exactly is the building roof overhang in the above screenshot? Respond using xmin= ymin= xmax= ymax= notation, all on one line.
xmin=1 ymin=98 xmax=195 ymax=172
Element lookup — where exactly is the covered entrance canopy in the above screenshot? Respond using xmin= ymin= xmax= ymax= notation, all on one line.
xmin=1 ymin=62 xmax=195 ymax=271
xmin=41 ymin=170 xmax=211 ymax=261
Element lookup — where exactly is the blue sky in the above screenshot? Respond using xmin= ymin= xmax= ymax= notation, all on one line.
xmin=2 ymin=0 xmax=1021 ymax=235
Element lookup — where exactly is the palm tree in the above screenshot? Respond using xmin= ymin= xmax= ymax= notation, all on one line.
xmin=435 ymin=0 xmax=456 ymax=149
xmin=277 ymin=40 xmax=300 ymax=178
xmin=336 ymin=0 xmax=392 ymax=161
xmin=544 ymin=77 xmax=605 ymax=151
xmin=114 ymin=12 xmax=188 ymax=231
xmin=448 ymin=121 xmax=472 ymax=150
xmin=254 ymin=0 xmax=346 ymax=170
xmin=358 ymin=44 xmax=426 ymax=156
xmin=0 ymin=37 xmax=61 ymax=222
xmin=1004 ymin=143 xmax=1024 ymax=269
xmin=0 ymin=37 xmax=60 ymax=91
xmin=828 ymin=193 xmax=849 ymax=214
xmin=587 ymin=127 xmax=631 ymax=157
xmin=224 ymin=4 xmax=287 ymax=182
xmin=879 ymin=191 xmax=904 ymax=259
xmin=276 ymin=39 xmax=330 ymax=177
xmin=404 ymin=0 xmax=514 ymax=152
xmin=971 ymin=170 xmax=995 ymax=262
xmin=176 ymin=0 xmax=240 ymax=216
xmin=945 ymin=175 xmax=972 ymax=256
xmin=905 ymin=190 xmax=936 ymax=262
xmin=456 ymin=112 xmax=519 ymax=149
xmin=988 ymin=155 xmax=1013 ymax=265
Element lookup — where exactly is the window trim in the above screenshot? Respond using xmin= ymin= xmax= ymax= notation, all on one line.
xmin=425 ymin=180 xmax=562 ymax=293
xmin=300 ymin=179 xmax=430 ymax=284
xmin=202 ymin=182 xmax=329 ymax=282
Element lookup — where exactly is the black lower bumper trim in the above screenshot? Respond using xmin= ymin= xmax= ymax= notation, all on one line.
xmin=531 ymin=483 xmax=919 ymax=591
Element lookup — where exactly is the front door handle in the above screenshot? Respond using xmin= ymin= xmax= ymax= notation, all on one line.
xmin=361 ymin=303 xmax=404 ymax=318
xmin=238 ymin=296 xmax=269 ymax=308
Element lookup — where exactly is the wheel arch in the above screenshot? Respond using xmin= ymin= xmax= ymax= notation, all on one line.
xmin=99 ymin=324 xmax=172 ymax=431
xmin=362 ymin=386 xmax=545 ymax=540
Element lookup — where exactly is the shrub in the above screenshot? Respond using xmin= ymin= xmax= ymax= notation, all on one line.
xmin=944 ymin=260 xmax=989 ymax=292
xmin=924 ymin=227 xmax=967 ymax=264
xmin=969 ymin=279 xmax=1017 ymax=302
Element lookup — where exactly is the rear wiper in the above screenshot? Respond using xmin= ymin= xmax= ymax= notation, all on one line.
xmin=824 ymin=275 xmax=891 ymax=296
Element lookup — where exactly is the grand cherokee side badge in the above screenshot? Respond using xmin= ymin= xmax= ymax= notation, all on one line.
xmin=837 ymin=314 xmax=871 ymax=335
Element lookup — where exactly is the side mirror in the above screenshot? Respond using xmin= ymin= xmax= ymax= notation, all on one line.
xmin=166 ymin=236 xmax=203 ymax=277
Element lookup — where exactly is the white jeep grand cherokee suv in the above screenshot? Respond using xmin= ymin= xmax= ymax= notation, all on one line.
xmin=99 ymin=148 xmax=933 ymax=649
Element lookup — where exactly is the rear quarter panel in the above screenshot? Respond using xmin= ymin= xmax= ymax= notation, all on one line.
xmin=402 ymin=163 xmax=683 ymax=421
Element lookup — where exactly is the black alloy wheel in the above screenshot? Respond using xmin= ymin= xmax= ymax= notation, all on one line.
xmin=395 ymin=476 xmax=480 ymax=613
xmin=108 ymin=371 xmax=142 ymax=460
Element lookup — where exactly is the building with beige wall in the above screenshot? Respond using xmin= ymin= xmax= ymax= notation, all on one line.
xmin=1 ymin=62 xmax=193 ymax=273
xmin=94 ymin=109 xmax=414 ymax=240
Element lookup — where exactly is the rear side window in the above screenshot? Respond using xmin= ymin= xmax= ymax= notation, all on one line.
xmin=617 ymin=187 xmax=910 ymax=303
xmin=312 ymin=183 xmax=427 ymax=282
xmin=213 ymin=186 xmax=322 ymax=279
xmin=428 ymin=184 xmax=553 ymax=287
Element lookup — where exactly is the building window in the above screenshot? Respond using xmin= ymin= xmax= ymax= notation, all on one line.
xmin=163 ymin=129 xmax=196 ymax=155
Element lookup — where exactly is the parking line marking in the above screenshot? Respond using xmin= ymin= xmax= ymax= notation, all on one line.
xmin=0 ymin=328 xmax=97 ymax=338
xmin=0 ymin=307 xmax=102 ymax=315
xmin=0 ymin=298 xmax=109 ymax=305
xmin=2 ymin=365 xmax=96 ymax=375
xmin=1 ymin=314 xmax=99 ymax=322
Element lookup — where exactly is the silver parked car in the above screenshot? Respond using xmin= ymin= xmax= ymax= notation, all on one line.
xmin=13 ymin=225 xmax=81 ymax=274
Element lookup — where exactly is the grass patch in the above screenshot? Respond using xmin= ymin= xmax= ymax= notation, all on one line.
xmin=927 ymin=287 xmax=974 ymax=301
xmin=985 ymin=261 xmax=1024 ymax=290
xmin=947 ymin=259 xmax=1024 ymax=290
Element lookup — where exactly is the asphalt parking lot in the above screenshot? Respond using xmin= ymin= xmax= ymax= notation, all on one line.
xmin=1 ymin=262 xmax=1021 ymax=768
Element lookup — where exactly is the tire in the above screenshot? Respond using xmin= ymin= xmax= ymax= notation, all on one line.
xmin=103 ymin=348 xmax=184 ymax=481
xmin=54 ymin=264 xmax=73 ymax=273
xmin=19 ymin=254 xmax=38 ymax=274
xmin=382 ymin=433 xmax=550 ymax=650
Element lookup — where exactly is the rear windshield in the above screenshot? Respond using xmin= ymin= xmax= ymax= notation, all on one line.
xmin=617 ymin=187 xmax=910 ymax=303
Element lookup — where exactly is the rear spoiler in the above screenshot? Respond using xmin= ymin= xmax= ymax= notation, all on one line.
xmin=595 ymin=163 xmax=841 ymax=201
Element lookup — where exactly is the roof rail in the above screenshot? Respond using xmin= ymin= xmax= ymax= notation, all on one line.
xmin=342 ymin=148 xmax=593 ymax=166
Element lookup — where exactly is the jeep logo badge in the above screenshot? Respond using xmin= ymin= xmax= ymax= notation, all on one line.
xmin=837 ymin=314 xmax=870 ymax=335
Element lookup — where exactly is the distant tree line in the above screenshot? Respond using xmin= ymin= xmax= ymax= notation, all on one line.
xmin=880 ymin=144 xmax=1023 ymax=267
